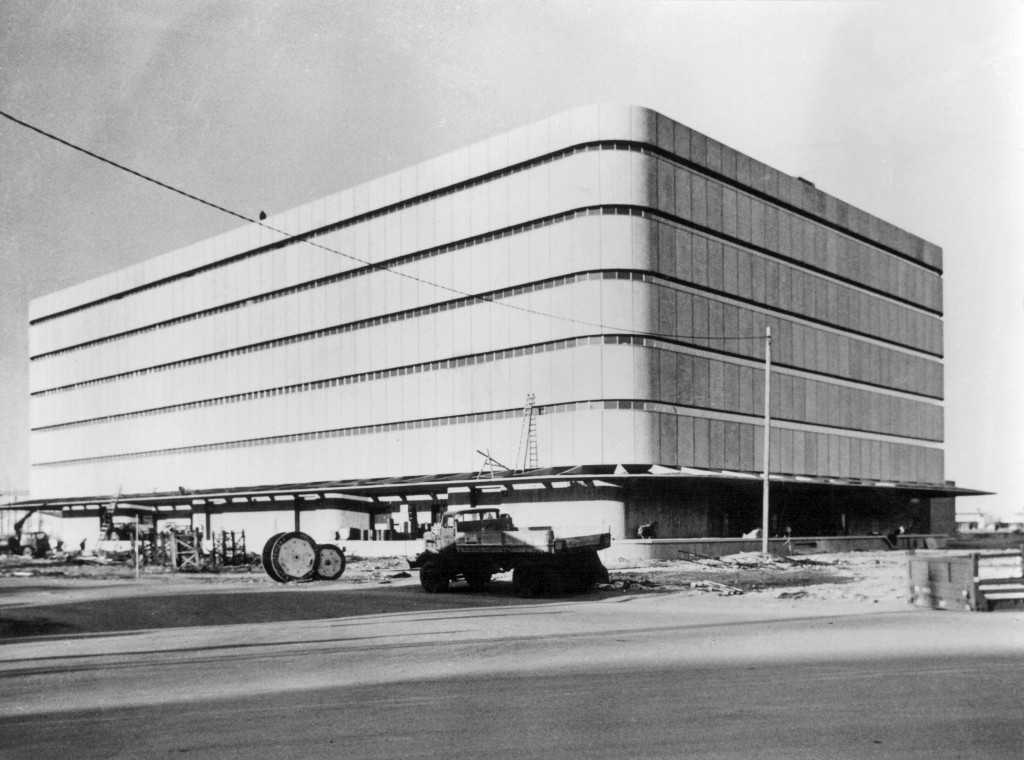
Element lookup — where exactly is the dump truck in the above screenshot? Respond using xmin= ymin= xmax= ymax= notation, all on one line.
xmin=409 ymin=507 xmax=611 ymax=596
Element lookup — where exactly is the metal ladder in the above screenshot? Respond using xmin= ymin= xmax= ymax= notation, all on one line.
xmin=515 ymin=393 xmax=539 ymax=472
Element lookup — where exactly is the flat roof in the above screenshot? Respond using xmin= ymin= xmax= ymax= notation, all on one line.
xmin=4 ymin=464 xmax=990 ymax=512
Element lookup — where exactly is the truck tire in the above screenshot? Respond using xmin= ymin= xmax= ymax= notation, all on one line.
xmin=420 ymin=562 xmax=449 ymax=593
xmin=541 ymin=566 xmax=564 ymax=596
xmin=513 ymin=566 xmax=542 ymax=597
xmin=313 ymin=544 xmax=346 ymax=581
xmin=568 ymin=551 xmax=609 ymax=591
xmin=464 ymin=570 xmax=491 ymax=591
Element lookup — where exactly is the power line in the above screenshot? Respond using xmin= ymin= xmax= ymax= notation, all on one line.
xmin=2 ymin=109 xmax=764 ymax=346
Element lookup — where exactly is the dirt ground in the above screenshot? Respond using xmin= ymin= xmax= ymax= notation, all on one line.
xmin=1 ymin=549 xmax=1020 ymax=639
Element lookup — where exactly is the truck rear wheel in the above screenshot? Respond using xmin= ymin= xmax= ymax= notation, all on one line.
xmin=420 ymin=562 xmax=449 ymax=593
xmin=512 ymin=566 xmax=542 ymax=597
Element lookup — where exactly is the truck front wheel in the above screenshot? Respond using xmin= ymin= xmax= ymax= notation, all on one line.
xmin=420 ymin=562 xmax=450 ymax=593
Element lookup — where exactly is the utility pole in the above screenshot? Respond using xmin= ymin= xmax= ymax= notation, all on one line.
xmin=762 ymin=325 xmax=772 ymax=554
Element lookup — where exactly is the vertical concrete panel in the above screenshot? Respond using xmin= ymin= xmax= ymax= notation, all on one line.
xmin=707 ymin=299 xmax=724 ymax=353
xmin=691 ymin=236 xmax=708 ymax=287
xmin=692 ymin=295 xmax=709 ymax=348
xmin=804 ymin=432 xmax=818 ymax=475
xmin=632 ymin=217 xmax=657 ymax=273
xmin=751 ymin=256 xmax=766 ymax=303
xmin=599 ymin=214 xmax=633 ymax=270
xmin=675 ymin=230 xmax=693 ymax=283
xmin=527 ymin=163 xmax=551 ymax=224
xmin=677 ymin=353 xmax=694 ymax=406
xmin=779 ymin=427 xmax=794 ymax=474
xmin=631 ymin=153 xmax=656 ymax=209
xmin=674 ymin=168 xmax=692 ymax=220
xmin=706 ymin=181 xmax=724 ymax=234
xmin=692 ymin=355 xmax=710 ymax=408
xmin=736 ymin=251 xmax=752 ymax=299
xmin=815 ymin=432 xmax=830 ymax=476
xmin=739 ymin=422 xmax=755 ymax=471
xmin=657 ymin=347 xmax=678 ymax=403
xmin=605 ymin=409 xmax=637 ymax=463
xmin=723 ymin=246 xmax=738 ymax=294
xmin=765 ymin=260 xmax=780 ymax=308
xmin=674 ymin=290 xmax=693 ymax=341
xmin=709 ymin=359 xmax=725 ymax=409
xmin=657 ymin=223 xmax=677 ymax=279
xmin=765 ymin=206 xmax=779 ymax=253
xmin=707 ymin=241 xmax=724 ymax=292
xmin=690 ymin=131 xmax=707 ymax=167
xmin=677 ymin=414 xmax=695 ymax=466
xmin=659 ymin=413 xmax=678 ymax=465
xmin=751 ymin=200 xmax=765 ymax=248
xmin=657 ymin=158 xmax=676 ymax=215
xmin=693 ymin=417 xmax=711 ymax=468
xmin=690 ymin=174 xmax=707 ymax=227
xmin=673 ymin=121 xmax=692 ymax=161
xmin=738 ymin=364 xmax=754 ymax=414
xmin=722 ymin=421 xmax=740 ymax=469
xmin=839 ymin=436 xmax=852 ymax=477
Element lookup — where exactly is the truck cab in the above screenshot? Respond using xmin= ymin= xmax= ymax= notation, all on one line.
xmin=427 ymin=508 xmax=515 ymax=552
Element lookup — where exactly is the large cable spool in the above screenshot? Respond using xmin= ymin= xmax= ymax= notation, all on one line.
xmin=313 ymin=544 xmax=346 ymax=581
xmin=261 ymin=532 xmax=287 ymax=582
xmin=264 ymin=531 xmax=317 ymax=582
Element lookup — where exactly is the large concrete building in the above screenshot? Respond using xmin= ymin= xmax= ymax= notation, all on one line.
xmin=22 ymin=105 xmax=975 ymax=552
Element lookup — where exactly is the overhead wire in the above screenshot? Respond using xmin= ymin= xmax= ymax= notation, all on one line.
xmin=1 ymin=108 xmax=765 ymax=346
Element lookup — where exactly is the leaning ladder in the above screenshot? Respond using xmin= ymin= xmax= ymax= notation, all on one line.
xmin=515 ymin=394 xmax=539 ymax=472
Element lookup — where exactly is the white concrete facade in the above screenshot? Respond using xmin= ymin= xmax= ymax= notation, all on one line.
xmin=28 ymin=105 xmax=945 ymax=502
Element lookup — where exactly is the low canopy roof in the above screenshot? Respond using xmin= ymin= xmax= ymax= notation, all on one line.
xmin=4 ymin=464 xmax=990 ymax=513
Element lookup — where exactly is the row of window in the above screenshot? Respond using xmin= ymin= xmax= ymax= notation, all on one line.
xmin=33 ymin=141 xmax=936 ymax=335
xmin=32 ymin=199 xmax=939 ymax=363
xmin=33 ymin=268 xmax=939 ymax=403
xmin=33 ymin=335 xmax=940 ymax=451
xmin=33 ymin=396 xmax=935 ymax=469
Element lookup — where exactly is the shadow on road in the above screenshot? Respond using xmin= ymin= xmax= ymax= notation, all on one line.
xmin=0 ymin=580 xmax=608 ymax=640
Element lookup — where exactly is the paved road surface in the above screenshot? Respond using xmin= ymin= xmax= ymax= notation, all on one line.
xmin=2 ymin=592 xmax=1021 ymax=759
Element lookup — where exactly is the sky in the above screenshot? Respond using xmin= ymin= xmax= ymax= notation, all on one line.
xmin=1 ymin=0 xmax=1021 ymax=519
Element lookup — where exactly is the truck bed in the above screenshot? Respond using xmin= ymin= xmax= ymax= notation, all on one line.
xmin=455 ymin=526 xmax=609 ymax=554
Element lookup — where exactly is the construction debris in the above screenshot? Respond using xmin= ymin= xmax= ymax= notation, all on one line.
xmin=690 ymin=580 xmax=744 ymax=596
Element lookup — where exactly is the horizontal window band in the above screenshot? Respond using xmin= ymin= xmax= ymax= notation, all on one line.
xmin=31 ymin=332 xmax=942 ymax=436
xmin=30 ymin=202 xmax=942 ymax=362
xmin=30 ymin=270 xmax=943 ymax=399
xmin=30 ymin=140 xmax=941 ymax=328
xmin=30 ymin=398 xmax=943 ymax=469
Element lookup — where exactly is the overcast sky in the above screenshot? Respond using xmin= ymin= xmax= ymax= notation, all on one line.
xmin=1 ymin=0 xmax=1021 ymax=519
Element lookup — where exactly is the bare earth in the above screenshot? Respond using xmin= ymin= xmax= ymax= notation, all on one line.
xmin=5 ymin=549 xmax=1016 ymax=639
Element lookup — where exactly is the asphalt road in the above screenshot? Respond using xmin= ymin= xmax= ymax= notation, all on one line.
xmin=2 ymin=592 xmax=1021 ymax=759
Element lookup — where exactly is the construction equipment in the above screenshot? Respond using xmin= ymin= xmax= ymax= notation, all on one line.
xmin=409 ymin=507 xmax=611 ymax=596
xmin=1 ymin=510 xmax=53 ymax=558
